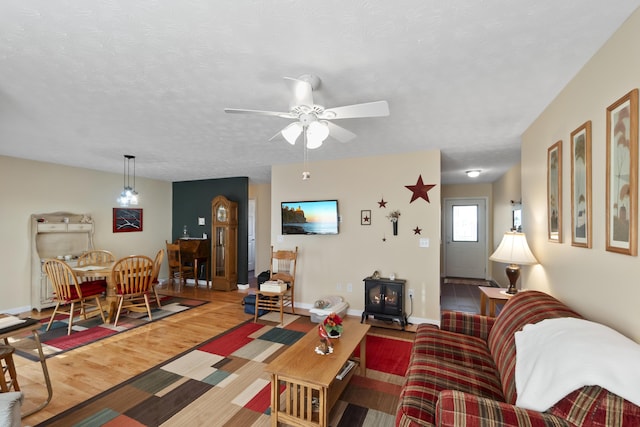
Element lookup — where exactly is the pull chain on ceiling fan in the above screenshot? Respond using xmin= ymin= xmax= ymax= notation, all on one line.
xmin=224 ymin=75 xmax=390 ymax=149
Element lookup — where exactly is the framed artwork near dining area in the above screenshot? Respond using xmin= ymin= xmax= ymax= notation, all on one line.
xmin=113 ymin=208 xmax=143 ymax=233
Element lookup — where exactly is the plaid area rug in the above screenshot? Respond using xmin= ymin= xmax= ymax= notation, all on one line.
xmin=36 ymin=315 xmax=412 ymax=427
xmin=10 ymin=296 xmax=207 ymax=361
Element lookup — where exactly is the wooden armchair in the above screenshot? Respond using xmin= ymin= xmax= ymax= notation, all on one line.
xmin=42 ymin=259 xmax=106 ymax=335
xmin=111 ymin=255 xmax=154 ymax=327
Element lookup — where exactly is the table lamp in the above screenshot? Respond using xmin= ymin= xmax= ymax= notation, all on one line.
xmin=489 ymin=231 xmax=538 ymax=294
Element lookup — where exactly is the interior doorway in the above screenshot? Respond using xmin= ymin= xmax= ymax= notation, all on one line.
xmin=248 ymin=199 xmax=256 ymax=272
xmin=443 ymin=198 xmax=488 ymax=279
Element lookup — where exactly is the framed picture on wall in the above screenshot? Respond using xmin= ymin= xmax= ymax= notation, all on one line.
xmin=361 ymin=210 xmax=371 ymax=225
xmin=606 ymin=89 xmax=638 ymax=255
xmin=113 ymin=208 xmax=143 ymax=233
xmin=570 ymin=121 xmax=592 ymax=248
xmin=547 ymin=140 xmax=562 ymax=242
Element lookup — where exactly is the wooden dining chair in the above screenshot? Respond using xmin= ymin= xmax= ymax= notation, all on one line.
xmin=150 ymin=249 xmax=165 ymax=307
xmin=76 ymin=250 xmax=115 ymax=287
xmin=165 ymin=241 xmax=194 ymax=289
xmin=77 ymin=250 xmax=115 ymax=266
xmin=111 ymin=255 xmax=154 ymax=327
xmin=269 ymin=246 xmax=298 ymax=312
xmin=253 ymin=246 xmax=299 ymax=324
xmin=42 ymin=259 xmax=106 ymax=335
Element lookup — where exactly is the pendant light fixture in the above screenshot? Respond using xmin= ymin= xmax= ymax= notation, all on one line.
xmin=117 ymin=154 xmax=139 ymax=207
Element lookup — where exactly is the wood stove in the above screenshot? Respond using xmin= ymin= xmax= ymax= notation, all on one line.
xmin=361 ymin=276 xmax=408 ymax=329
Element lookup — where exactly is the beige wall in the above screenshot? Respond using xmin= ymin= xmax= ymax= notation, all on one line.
xmin=522 ymin=9 xmax=640 ymax=341
xmin=271 ymin=150 xmax=442 ymax=324
xmin=491 ymin=163 xmax=522 ymax=287
xmin=0 ymin=155 xmax=172 ymax=313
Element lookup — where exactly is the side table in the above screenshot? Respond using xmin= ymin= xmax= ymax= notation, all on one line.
xmin=0 ymin=317 xmax=53 ymax=417
xmin=478 ymin=286 xmax=514 ymax=317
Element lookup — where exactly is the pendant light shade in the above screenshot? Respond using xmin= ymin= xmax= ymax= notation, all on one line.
xmin=117 ymin=155 xmax=139 ymax=207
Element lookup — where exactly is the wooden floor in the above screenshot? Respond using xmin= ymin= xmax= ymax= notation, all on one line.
xmin=16 ymin=284 xmax=253 ymax=425
xmin=14 ymin=281 xmax=414 ymax=425
xmin=13 ymin=278 xmax=484 ymax=424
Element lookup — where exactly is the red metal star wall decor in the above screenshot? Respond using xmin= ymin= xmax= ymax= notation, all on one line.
xmin=378 ymin=198 xmax=387 ymax=208
xmin=413 ymin=226 xmax=422 ymax=235
xmin=405 ymin=175 xmax=436 ymax=203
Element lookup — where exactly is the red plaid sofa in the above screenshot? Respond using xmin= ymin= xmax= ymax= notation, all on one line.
xmin=396 ymin=290 xmax=640 ymax=426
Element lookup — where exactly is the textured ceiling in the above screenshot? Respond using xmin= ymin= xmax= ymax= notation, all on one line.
xmin=1 ymin=1 xmax=639 ymax=184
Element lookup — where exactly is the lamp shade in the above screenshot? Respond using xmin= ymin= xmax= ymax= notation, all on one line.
xmin=489 ymin=231 xmax=538 ymax=265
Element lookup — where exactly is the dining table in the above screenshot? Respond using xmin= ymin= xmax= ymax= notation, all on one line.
xmin=73 ymin=262 xmax=117 ymax=323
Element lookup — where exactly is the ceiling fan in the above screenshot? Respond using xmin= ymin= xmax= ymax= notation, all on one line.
xmin=224 ymin=74 xmax=390 ymax=149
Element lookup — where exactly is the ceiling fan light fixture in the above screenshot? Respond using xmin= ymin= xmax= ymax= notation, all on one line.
xmin=281 ymin=122 xmax=303 ymax=145
xmin=306 ymin=121 xmax=329 ymax=149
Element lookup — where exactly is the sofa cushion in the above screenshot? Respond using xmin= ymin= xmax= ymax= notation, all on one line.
xmin=549 ymin=386 xmax=640 ymax=427
xmin=487 ymin=291 xmax=582 ymax=404
xmin=397 ymin=356 xmax=505 ymax=426
xmin=412 ymin=324 xmax=497 ymax=373
xmin=0 ymin=392 xmax=23 ymax=427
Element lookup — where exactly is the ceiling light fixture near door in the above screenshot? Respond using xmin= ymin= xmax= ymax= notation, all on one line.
xmin=117 ymin=155 xmax=139 ymax=207
xmin=466 ymin=170 xmax=481 ymax=178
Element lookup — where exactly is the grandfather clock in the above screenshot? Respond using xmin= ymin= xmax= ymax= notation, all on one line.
xmin=211 ymin=195 xmax=238 ymax=291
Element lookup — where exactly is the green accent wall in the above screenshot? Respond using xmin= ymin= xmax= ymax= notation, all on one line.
xmin=172 ymin=177 xmax=249 ymax=285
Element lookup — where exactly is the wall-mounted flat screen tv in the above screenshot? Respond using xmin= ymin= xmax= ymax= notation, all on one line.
xmin=281 ymin=200 xmax=339 ymax=235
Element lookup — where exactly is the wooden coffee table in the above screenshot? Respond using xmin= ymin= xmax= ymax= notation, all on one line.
xmin=265 ymin=317 xmax=370 ymax=426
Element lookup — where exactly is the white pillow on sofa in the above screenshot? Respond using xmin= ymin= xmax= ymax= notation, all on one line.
xmin=515 ymin=317 xmax=640 ymax=411
xmin=0 ymin=392 xmax=23 ymax=427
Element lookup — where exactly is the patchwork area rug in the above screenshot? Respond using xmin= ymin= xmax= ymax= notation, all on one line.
xmin=10 ymin=296 xmax=207 ymax=361
xmin=36 ymin=314 xmax=412 ymax=427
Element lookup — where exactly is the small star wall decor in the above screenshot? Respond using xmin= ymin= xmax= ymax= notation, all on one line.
xmin=378 ymin=198 xmax=387 ymax=208
xmin=413 ymin=226 xmax=422 ymax=235
xmin=405 ymin=175 xmax=436 ymax=204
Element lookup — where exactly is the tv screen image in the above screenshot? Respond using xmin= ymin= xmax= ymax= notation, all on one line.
xmin=281 ymin=200 xmax=339 ymax=235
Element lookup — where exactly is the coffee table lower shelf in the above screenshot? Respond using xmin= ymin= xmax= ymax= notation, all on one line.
xmin=270 ymin=359 xmax=359 ymax=426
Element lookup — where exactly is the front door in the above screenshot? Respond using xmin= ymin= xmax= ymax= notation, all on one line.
xmin=443 ymin=198 xmax=487 ymax=279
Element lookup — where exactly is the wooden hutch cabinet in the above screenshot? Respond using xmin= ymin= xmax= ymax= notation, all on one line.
xmin=211 ymin=195 xmax=238 ymax=291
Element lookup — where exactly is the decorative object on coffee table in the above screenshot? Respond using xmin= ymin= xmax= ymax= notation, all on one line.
xmin=316 ymin=323 xmax=333 ymax=355
xmin=323 ymin=312 xmax=343 ymax=338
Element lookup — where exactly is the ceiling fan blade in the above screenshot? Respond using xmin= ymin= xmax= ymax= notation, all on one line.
xmin=224 ymin=108 xmax=294 ymax=119
xmin=321 ymin=100 xmax=390 ymax=119
xmin=327 ymin=122 xmax=356 ymax=143
xmin=284 ymin=77 xmax=314 ymax=109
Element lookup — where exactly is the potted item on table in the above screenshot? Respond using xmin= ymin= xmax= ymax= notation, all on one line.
xmin=323 ymin=312 xmax=343 ymax=338
xmin=315 ymin=323 xmax=334 ymax=355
